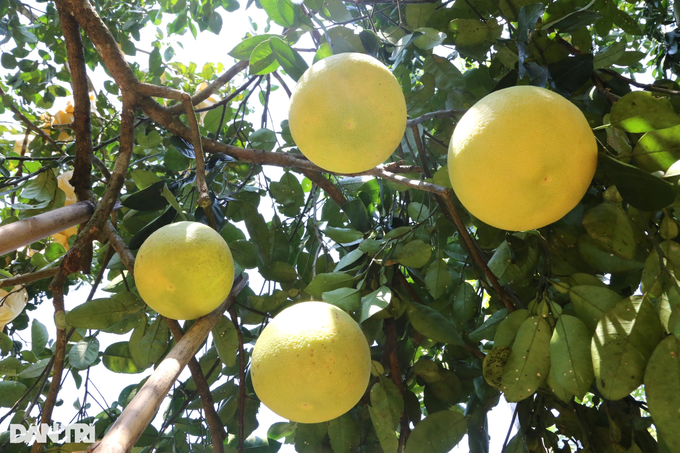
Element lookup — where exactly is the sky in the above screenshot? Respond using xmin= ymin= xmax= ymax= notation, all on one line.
xmin=0 ymin=1 xmax=520 ymax=451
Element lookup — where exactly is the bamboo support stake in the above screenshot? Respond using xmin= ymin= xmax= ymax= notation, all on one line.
xmin=0 ymin=201 xmax=95 ymax=256
xmin=91 ymin=275 xmax=248 ymax=453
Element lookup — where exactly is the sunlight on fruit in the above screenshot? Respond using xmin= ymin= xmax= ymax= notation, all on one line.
xmin=448 ymin=85 xmax=597 ymax=231
xmin=288 ymin=52 xmax=407 ymax=174
xmin=134 ymin=221 xmax=235 ymax=320
xmin=251 ymin=301 xmax=371 ymax=423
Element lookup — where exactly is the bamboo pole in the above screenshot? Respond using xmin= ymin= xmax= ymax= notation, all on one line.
xmin=91 ymin=275 xmax=248 ymax=453
xmin=0 ymin=201 xmax=95 ymax=255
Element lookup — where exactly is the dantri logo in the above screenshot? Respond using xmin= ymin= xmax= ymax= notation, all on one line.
xmin=9 ymin=423 xmax=95 ymax=444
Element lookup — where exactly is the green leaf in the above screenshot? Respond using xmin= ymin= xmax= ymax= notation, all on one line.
xmin=322 ymin=287 xmax=361 ymax=312
xmin=269 ymin=37 xmax=308 ymax=81
xmin=406 ymin=3 xmax=436 ymax=28
xmin=0 ymin=331 xmax=13 ymax=355
xmin=241 ymin=203 xmax=271 ymax=265
xmin=406 ymin=302 xmax=464 ymax=346
xmin=633 ymin=124 xmax=680 ymax=173
xmin=270 ymin=172 xmax=304 ymax=207
xmin=250 ymin=128 xmax=277 ymax=151
xmin=413 ymin=28 xmax=447 ymax=50
xmin=305 ymin=272 xmax=354 ymax=298
xmin=229 ymin=34 xmax=280 ymax=60
xmin=550 ymin=315 xmax=594 ymax=398
xmin=644 ymin=335 xmax=680 ymax=451
xmin=404 ymin=411 xmax=467 ymax=453
xmin=260 ymin=261 xmax=298 ymax=282
xmin=548 ymin=53 xmax=594 ymax=95
xmin=397 ymin=239 xmax=432 ymax=268
xmin=18 ymin=358 xmax=50 ymax=378
xmin=599 ymin=154 xmax=676 ymax=211
xmin=22 ymin=171 xmax=57 ymax=202
xmin=335 ymin=249 xmax=365 ymax=272
xmin=424 ymin=259 xmax=453 ymax=299
xmin=610 ymin=91 xmax=680 ymax=133
xmin=517 ymin=3 xmax=544 ymax=42
xmin=360 ymin=286 xmax=392 ymax=322
xmin=483 ymin=346 xmax=511 ymax=390
xmin=407 ymin=202 xmax=430 ymax=222
xmin=501 ymin=316 xmax=551 ymax=401
xmin=324 ymin=226 xmax=364 ymax=244
xmin=249 ymin=39 xmax=279 ymax=75
xmin=591 ymin=296 xmax=665 ymax=400
xmin=260 ymin=0 xmax=295 ymax=27
xmin=213 ymin=315 xmax=238 ymax=367
xmin=452 ymin=282 xmax=478 ymax=323
xmin=0 ymin=381 xmax=28 ymax=407
xmin=582 ymin=203 xmax=636 ymax=260
xmin=31 ymin=319 xmax=48 ymax=354
xmin=593 ymin=41 xmax=625 ymax=69
xmin=130 ymin=169 xmax=161 ymax=190
xmin=229 ymin=239 xmax=258 ymax=269
xmin=294 ymin=423 xmax=327 ymax=453
xmin=368 ymin=380 xmax=401 ymax=453
xmin=103 ymin=342 xmax=140 ymax=374
xmin=325 ymin=0 xmax=352 ymax=22
xmin=327 ymin=412 xmax=358 ymax=453
xmin=568 ymin=285 xmax=623 ymax=331
xmin=469 ymin=308 xmax=509 ymax=342
xmin=129 ymin=317 xmax=169 ymax=369
xmin=66 ymin=292 xmax=145 ymax=333
xmin=68 ymin=336 xmax=100 ymax=369
xmin=612 ymin=7 xmax=641 ymax=35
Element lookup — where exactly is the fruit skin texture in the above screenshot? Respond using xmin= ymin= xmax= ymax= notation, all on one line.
xmin=448 ymin=85 xmax=597 ymax=231
xmin=134 ymin=221 xmax=234 ymax=320
xmin=288 ymin=53 xmax=407 ymax=174
xmin=251 ymin=301 xmax=371 ymax=423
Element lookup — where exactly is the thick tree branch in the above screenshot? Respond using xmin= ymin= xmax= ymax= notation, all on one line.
xmin=300 ymin=170 xmax=348 ymax=206
xmin=164 ymin=319 xmax=225 ymax=453
xmin=56 ymin=0 xmax=93 ymax=202
xmin=30 ymin=282 xmax=66 ymax=453
xmin=92 ymin=275 xmax=247 ymax=453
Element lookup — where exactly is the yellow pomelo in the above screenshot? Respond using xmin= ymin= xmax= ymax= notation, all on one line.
xmin=448 ymin=85 xmax=597 ymax=231
xmin=134 ymin=221 xmax=235 ymax=320
xmin=52 ymin=171 xmax=78 ymax=250
xmin=288 ymin=53 xmax=407 ymax=174
xmin=251 ymin=301 xmax=371 ymax=423
xmin=0 ymin=286 xmax=28 ymax=330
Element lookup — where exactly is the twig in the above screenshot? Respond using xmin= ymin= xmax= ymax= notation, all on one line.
xmin=383 ymin=317 xmax=410 ymax=453
xmin=599 ymin=68 xmax=680 ymax=96
xmin=410 ymin=125 xmax=431 ymax=178
xmin=0 ymin=268 xmax=60 ymax=287
xmin=272 ymin=71 xmax=292 ymax=98
xmin=182 ymin=94 xmax=216 ymax=229
xmin=229 ymin=307 xmax=247 ymax=453
xmin=166 ymin=60 xmax=249 ymax=114
xmin=0 ymin=86 xmax=64 ymax=154
xmin=406 ymin=109 xmax=466 ymax=127
xmin=164 ymin=319 xmax=225 ymax=453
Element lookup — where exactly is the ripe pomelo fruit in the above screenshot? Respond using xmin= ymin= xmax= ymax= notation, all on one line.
xmin=251 ymin=301 xmax=371 ymax=423
xmin=288 ymin=53 xmax=407 ymax=174
xmin=134 ymin=221 xmax=234 ymax=320
xmin=448 ymin=85 xmax=597 ymax=231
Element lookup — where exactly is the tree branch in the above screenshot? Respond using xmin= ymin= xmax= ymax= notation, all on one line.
xmin=598 ymin=68 xmax=680 ymax=96
xmin=0 ymin=268 xmax=60 ymax=288
xmin=164 ymin=319 xmax=225 ymax=453
xmin=91 ymin=275 xmax=248 ymax=453
xmin=166 ymin=60 xmax=249 ymax=115
xmin=229 ymin=307 xmax=247 ymax=453
xmin=406 ymin=109 xmax=466 ymax=127
xmin=30 ymin=282 xmax=66 ymax=453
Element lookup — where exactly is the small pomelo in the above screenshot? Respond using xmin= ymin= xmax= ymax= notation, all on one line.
xmin=448 ymin=85 xmax=597 ymax=231
xmin=134 ymin=221 xmax=234 ymax=320
xmin=251 ymin=301 xmax=371 ymax=423
xmin=288 ymin=53 xmax=407 ymax=174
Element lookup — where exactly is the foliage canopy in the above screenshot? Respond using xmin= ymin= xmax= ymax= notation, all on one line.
xmin=2 ymin=0 xmax=680 ymax=451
